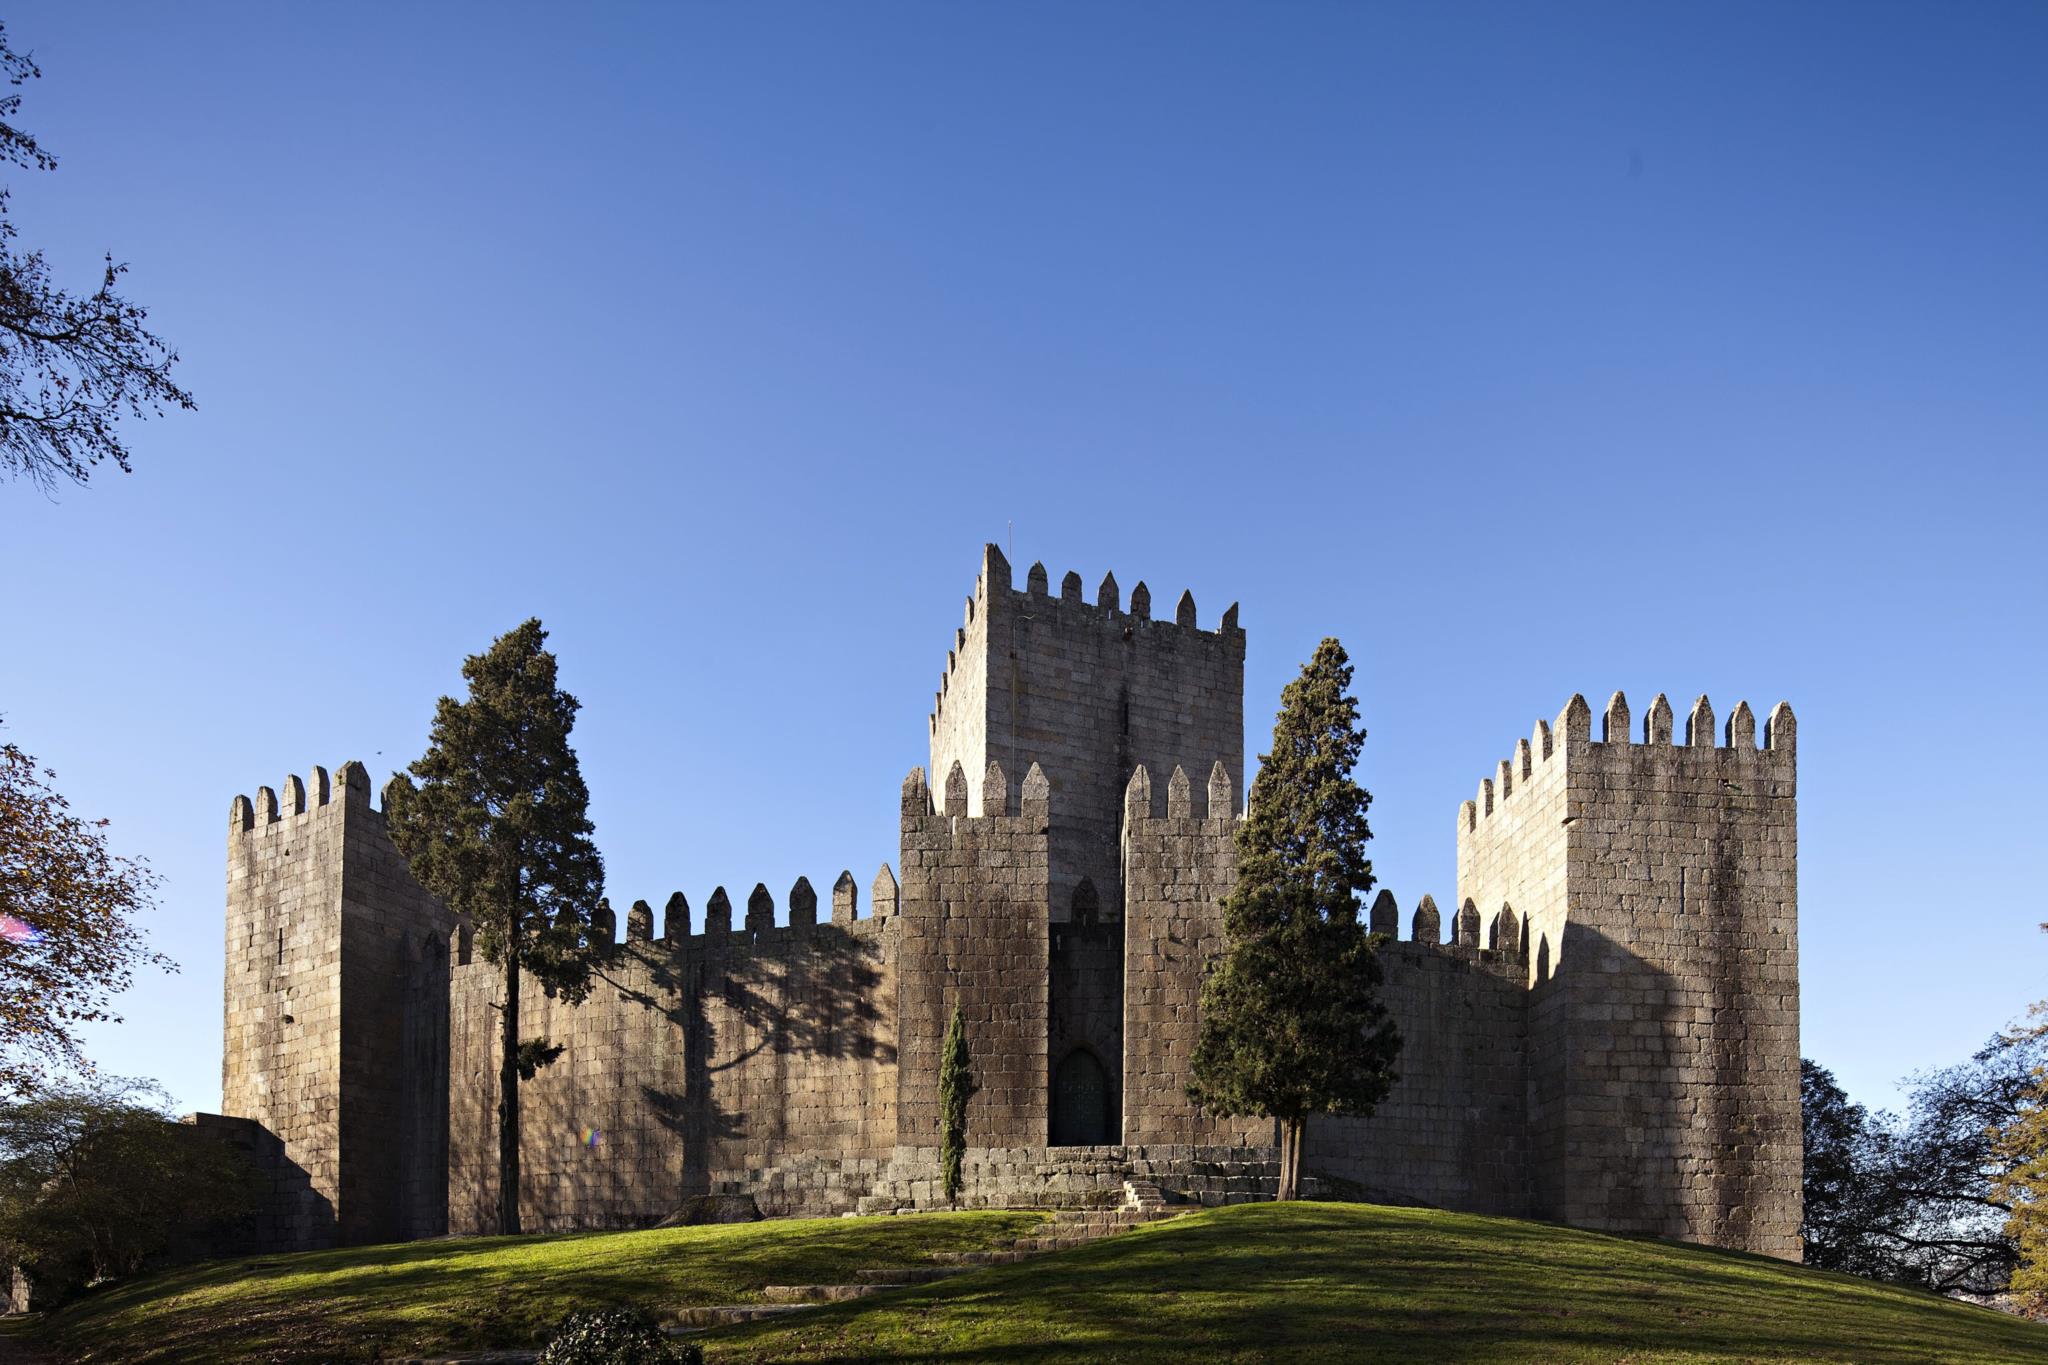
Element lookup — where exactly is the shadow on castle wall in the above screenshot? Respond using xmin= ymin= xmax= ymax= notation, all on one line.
xmin=184 ymin=1113 xmax=337 ymax=1255
xmin=478 ymin=919 xmax=898 ymax=1226
xmin=1527 ymin=914 xmax=1787 ymax=1249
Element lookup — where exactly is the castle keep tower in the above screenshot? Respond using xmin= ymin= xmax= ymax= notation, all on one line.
xmin=928 ymin=544 xmax=1244 ymax=1144
xmin=930 ymin=544 xmax=1245 ymax=921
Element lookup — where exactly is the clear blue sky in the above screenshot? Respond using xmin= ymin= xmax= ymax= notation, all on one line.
xmin=4 ymin=3 xmax=2043 ymax=1119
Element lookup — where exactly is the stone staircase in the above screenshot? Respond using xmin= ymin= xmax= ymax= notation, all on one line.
xmin=675 ymin=1182 xmax=1184 ymax=1335
xmin=926 ymin=1180 xmax=1180 ymax=1267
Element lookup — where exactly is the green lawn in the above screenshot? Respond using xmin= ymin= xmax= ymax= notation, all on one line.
xmin=17 ymin=1202 xmax=2048 ymax=1364
xmin=23 ymin=1210 xmax=1042 ymax=1364
xmin=717 ymin=1203 xmax=2048 ymax=1365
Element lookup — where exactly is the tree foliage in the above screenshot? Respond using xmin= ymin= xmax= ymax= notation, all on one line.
xmin=0 ymin=24 xmax=191 ymax=490
xmin=1802 ymin=1059 xmax=1897 ymax=1279
xmin=1188 ymin=637 xmax=1400 ymax=1200
xmin=384 ymin=619 xmax=604 ymax=1235
xmin=939 ymin=1004 xmax=973 ymax=1204
xmin=0 ymin=1075 xmax=255 ymax=1300
xmin=1801 ymin=1041 xmax=2041 ymax=1297
xmin=0 ymin=728 xmax=171 ymax=1097
xmin=1991 ymin=924 xmax=2048 ymax=1316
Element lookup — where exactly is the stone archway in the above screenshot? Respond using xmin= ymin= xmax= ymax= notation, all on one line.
xmin=1050 ymin=1047 xmax=1111 ymax=1146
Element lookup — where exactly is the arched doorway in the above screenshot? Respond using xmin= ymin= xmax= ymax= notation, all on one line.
xmin=1050 ymin=1048 xmax=1111 ymax=1146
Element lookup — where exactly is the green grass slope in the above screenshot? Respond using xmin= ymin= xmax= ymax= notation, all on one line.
xmin=22 ymin=1211 xmax=1042 ymax=1364
xmin=716 ymin=1203 xmax=2048 ymax=1365
xmin=16 ymin=1203 xmax=2047 ymax=1364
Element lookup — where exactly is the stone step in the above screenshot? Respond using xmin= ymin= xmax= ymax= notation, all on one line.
xmin=855 ymin=1266 xmax=968 ymax=1284
xmin=1000 ymin=1235 xmax=1097 ymax=1252
xmin=1049 ymin=1211 xmax=1157 ymax=1227
xmin=929 ymin=1249 xmax=1035 ymax=1265
xmin=666 ymin=1303 xmax=822 ymax=1329
xmin=761 ymin=1283 xmax=885 ymax=1303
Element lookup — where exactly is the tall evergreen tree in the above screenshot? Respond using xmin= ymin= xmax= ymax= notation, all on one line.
xmin=939 ymin=1004 xmax=973 ymax=1204
xmin=384 ymin=619 xmax=604 ymax=1236
xmin=1188 ymin=637 xmax=1400 ymax=1200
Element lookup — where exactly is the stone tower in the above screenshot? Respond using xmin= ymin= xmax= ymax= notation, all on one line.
xmin=222 ymin=762 xmax=455 ymax=1247
xmin=1456 ymin=690 xmax=1801 ymax=1256
xmin=926 ymin=544 xmax=1245 ymax=1144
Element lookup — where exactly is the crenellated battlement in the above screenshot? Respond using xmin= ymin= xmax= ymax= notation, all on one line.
xmin=546 ymin=864 xmax=903 ymax=955
xmin=901 ymin=758 xmax=1052 ymax=822
xmin=1356 ymin=887 xmax=1526 ymax=966
xmin=929 ymin=544 xmax=1244 ymax=736
xmin=228 ymin=761 xmax=374 ymax=833
xmin=1461 ymin=691 xmax=1796 ymax=833
xmin=1121 ymin=760 xmax=1239 ymax=824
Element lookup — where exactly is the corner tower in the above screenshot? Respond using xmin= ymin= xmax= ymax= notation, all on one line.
xmin=1457 ymin=691 xmax=1801 ymax=1258
xmin=223 ymin=761 xmax=456 ymax=1248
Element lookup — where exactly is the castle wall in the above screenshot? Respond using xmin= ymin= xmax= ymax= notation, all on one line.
xmin=448 ymin=891 xmax=898 ymax=1234
xmin=895 ymin=762 xmax=1051 ymax=1150
xmin=1306 ymin=934 xmax=1530 ymax=1216
xmin=1119 ymin=764 xmax=1272 ymax=1149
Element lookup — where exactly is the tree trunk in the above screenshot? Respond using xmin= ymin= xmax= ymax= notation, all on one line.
xmin=497 ymin=949 xmax=521 ymax=1236
xmin=1278 ymin=1116 xmax=1305 ymax=1201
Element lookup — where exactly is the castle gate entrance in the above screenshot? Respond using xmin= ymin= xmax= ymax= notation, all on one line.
xmin=1050 ymin=1048 xmax=1111 ymax=1145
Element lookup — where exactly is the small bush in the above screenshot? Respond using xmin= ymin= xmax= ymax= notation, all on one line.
xmin=537 ymin=1308 xmax=699 ymax=1365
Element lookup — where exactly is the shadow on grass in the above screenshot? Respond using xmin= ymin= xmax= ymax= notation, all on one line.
xmin=707 ymin=1203 xmax=2048 ymax=1365
xmin=34 ymin=1212 xmax=1045 ymax=1365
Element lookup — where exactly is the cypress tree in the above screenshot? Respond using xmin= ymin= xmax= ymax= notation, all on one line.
xmin=939 ymin=1004 xmax=974 ymax=1204
xmin=1188 ymin=637 xmax=1400 ymax=1200
xmin=384 ymin=618 xmax=605 ymax=1236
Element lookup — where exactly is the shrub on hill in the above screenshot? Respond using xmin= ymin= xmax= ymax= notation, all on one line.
xmin=0 ymin=1075 xmax=256 ymax=1305
xmin=538 ymin=1308 xmax=699 ymax=1365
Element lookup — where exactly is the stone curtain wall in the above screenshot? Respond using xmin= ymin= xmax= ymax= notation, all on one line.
xmin=934 ymin=544 xmax=1245 ymax=924
xmin=895 ymin=762 xmax=1052 ymax=1150
xmin=448 ymin=893 xmax=899 ymax=1235
xmin=1546 ymin=693 xmax=1802 ymax=1256
xmin=223 ymin=763 xmax=455 ymax=1249
xmin=1119 ymin=763 xmax=1274 ymax=1148
xmin=1307 ymin=936 xmax=1530 ymax=1214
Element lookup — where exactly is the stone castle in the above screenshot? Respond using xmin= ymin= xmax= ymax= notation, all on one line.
xmin=215 ymin=545 xmax=1802 ymax=1258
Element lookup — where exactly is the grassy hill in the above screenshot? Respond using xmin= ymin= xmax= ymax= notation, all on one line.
xmin=718 ymin=1203 xmax=2048 ymax=1363
xmin=10 ymin=1211 xmax=1040 ymax=1364
xmin=9 ymin=1202 xmax=2045 ymax=1364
